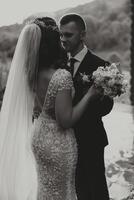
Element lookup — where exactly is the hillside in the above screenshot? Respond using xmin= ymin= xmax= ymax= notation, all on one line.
xmin=0 ymin=0 xmax=131 ymax=70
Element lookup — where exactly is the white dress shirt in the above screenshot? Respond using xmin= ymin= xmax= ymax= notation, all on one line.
xmin=68 ymin=45 xmax=88 ymax=77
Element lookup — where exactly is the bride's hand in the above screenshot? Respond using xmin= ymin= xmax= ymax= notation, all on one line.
xmin=87 ymin=84 xmax=103 ymax=100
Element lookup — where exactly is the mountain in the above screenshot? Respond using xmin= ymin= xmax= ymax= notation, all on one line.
xmin=0 ymin=0 xmax=129 ymax=32
xmin=0 ymin=0 xmax=131 ymax=70
xmin=55 ymin=0 xmax=129 ymax=20
xmin=0 ymin=0 xmax=129 ymax=37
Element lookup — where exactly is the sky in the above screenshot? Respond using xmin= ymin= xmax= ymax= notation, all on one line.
xmin=0 ymin=0 xmax=94 ymax=27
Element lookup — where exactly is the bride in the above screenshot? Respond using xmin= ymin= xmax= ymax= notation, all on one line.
xmin=0 ymin=17 xmax=101 ymax=200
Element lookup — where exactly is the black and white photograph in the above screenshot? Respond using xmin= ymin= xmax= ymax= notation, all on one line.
xmin=0 ymin=0 xmax=133 ymax=199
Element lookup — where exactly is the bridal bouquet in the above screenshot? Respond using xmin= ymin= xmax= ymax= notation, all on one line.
xmin=92 ymin=63 xmax=128 ymax=98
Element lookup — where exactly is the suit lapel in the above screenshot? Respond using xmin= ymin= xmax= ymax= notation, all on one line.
xmin=73 ymin=50 xmax=94 ymax=103
xmin=74 ymin=50 xmax=96 ymax=80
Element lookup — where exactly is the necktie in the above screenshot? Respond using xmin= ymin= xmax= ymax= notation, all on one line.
xmin=69 ymin=58 xmax=77 ymax=76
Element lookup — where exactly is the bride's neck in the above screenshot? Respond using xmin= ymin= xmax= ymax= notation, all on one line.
xmin=38 ymin=64 xmax=55 ymax=72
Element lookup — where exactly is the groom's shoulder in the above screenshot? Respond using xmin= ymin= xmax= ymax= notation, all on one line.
xmin=86 ymin=49 xmax=110 ymax=66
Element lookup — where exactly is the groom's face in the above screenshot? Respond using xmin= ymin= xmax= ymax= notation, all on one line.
xmin=60 ymin=21 xmax=84 ymax=56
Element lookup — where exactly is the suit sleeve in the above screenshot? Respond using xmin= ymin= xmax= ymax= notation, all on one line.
xmin=97 ymin=95 xmax=114 ymax=116
xmin=87 ymin=96 xmax=114 ymax=117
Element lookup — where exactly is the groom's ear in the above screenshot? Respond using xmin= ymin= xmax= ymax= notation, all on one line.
xmin=80 ymin=30 xmax=86 ymax=40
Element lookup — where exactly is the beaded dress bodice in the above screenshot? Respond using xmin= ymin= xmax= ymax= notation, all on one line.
xmin=32 ymin=69 xmax=77 ymax=200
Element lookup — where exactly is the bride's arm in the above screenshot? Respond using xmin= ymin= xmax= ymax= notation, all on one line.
xmin=55 ymin=86 xmax=100 ymax=129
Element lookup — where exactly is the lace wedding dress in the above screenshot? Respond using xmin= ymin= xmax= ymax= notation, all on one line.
xmin=32 ymin=69 xmax=78 ymax=200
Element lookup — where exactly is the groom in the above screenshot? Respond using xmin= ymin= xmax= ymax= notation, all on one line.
xmin=59 ymin=14 xmax=114 ymax=200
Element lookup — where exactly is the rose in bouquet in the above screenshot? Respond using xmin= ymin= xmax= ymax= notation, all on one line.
xmin=92 ymin=63 xmax=128 ymax=98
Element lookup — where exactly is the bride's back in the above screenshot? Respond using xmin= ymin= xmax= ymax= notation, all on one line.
xmin=35 ymin=68 xmax=56 ymax=109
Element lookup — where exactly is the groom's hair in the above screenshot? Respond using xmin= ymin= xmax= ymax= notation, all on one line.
xmin=60 ymin=13 xmax=86 ymax=31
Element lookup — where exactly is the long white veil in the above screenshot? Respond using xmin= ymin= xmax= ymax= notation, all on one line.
xmin=0 ymin=23 xmax=41 ymax=200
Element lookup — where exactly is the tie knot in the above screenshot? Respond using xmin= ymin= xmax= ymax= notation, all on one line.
xmin=69 ymin=57 xmax=77 ymax=65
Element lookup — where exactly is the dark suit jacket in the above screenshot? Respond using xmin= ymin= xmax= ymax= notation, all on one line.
xmin=72 ymin=50 xmax=114 ymax=151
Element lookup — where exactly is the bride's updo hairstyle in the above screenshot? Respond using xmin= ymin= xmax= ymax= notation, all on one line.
xmin=34 ymin=17 xmax=62 ymax=69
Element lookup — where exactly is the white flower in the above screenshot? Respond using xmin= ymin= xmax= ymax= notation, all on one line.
xmin=92 ymin=63 xmax=128 ymax=98
xmin=79 ymin=72 xmax=91 ymax=83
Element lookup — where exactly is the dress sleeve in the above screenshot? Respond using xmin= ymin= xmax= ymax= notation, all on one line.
xmin=57 ymin=69 xmax=73 ymax=92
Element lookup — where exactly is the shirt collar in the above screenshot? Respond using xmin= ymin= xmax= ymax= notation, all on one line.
xmin=68 ymin=45 xmax=88 ymax=63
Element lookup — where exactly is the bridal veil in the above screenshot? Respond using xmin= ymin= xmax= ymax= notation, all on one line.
xmin=0 ymin=23 xmax=41 ymax=200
